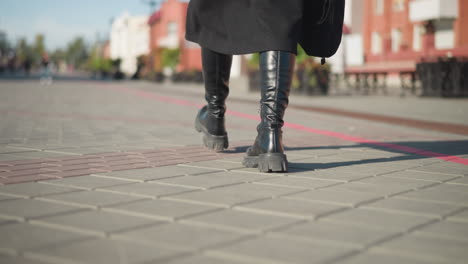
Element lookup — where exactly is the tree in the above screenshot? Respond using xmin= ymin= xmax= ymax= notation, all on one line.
xmin=16 ymin=38 xmax=34 ymax=63
xmin=33 ymin=34 xmax=46 ymax=62
xmin=51 ymin=48 xmax=66 ymax=62
xmin=161 ymin=48 xmax=180 ymax=70
xmin=0 ymin=31 xmax=11 ymax=56
xmin=65 ymin=37 xmax=89 ymax=68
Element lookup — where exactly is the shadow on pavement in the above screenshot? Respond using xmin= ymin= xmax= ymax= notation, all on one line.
xmin=226 ymin=140 xmax=468 ymax=173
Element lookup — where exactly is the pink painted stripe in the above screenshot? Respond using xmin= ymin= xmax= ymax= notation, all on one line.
xmin=105 ymin=85 xmax=468 ymax=165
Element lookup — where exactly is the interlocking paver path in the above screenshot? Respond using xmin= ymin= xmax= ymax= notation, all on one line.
xmin=0 ymin=78 xmax=467 ymax=264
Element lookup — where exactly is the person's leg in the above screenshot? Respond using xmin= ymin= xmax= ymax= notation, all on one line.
xmin=243 ymin=51 xmax=295 ymax=172
xmin=195 ymin=48 xmax=233 ymax=152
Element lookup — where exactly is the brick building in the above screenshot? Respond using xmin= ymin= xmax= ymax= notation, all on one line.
xmin=352 ymin=0 xmax=468 ymax=73
xmin=147 ymin=0 xmax=201 ymax=72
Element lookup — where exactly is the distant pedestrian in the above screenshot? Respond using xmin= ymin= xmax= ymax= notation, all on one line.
xmin=187 ymin=0 xmax=345 ymax=172
xmin=40 ymin=52 xmax=52 ymax=85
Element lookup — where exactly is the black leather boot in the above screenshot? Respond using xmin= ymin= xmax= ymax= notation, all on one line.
xmin=242 ymin=51 xmax=295 ymax=172
xmin=195 ymin=48 xmax=233 ymax=152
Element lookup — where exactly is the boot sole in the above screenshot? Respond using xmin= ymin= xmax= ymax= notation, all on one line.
xmin=242 ymin=153 xmax=288 ymax=172
xmin=195 ymin=117 xmax=228 ymax=152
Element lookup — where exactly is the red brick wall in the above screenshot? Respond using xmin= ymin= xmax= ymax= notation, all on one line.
xmin=455 ymin=0 xmax=468 ymax=48
xmin=148 ymin=0 xmax=202 ymax=72
xmin=362 ymin=0 xmax=468 ymax=66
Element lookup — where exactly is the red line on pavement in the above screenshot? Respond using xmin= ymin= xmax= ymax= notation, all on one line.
xmin=106 ymin=85 xmax=468 ymax=165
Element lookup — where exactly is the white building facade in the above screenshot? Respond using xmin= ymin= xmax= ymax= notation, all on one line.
xmin=110 ymin=13 xmax=149 ymax=76
xmin=328 ymin=0 xmax=365 ymax=73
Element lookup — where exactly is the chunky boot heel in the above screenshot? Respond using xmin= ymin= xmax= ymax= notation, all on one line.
xmin=258 ymin=153 xmax=288 ymax=172
xmin=195 ymin=106 xmax=229 ymax=152
xmin=202 ymin=134 xmax=228 ymax=152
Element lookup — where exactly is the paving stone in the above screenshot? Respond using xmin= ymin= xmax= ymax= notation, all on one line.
xmin=94 ymin=166 xmax=221 ymax=181
xmin=0 ymin=199 xmax=84 ymax=220
xmin=374 ymin=233 xmax=468 ymax=263
xmin=38 ymin=190 xmax=145 ymax=208
xmin=0 ymin=194 xmax=16 ymax=201
xmin=0 ymin=223 xmax=91 ymax=252
xmin=415 ymin=221 xmax=468 ymax=241
xmin=32 ymin=210 xmax=165 ymax=236
xmin=340 ymin=164 xmax=403 ymax=176
xmin=400 ymin=184 xmax=468 ymax=206
xmin=179 ymin=160 xmax=244 ymax=170
xmin=235 ymin=198 xmax=345 ymax=219
xmin=0 ymin=174 xmax=57 ymax=185
xmin=288 ymin=161 xmax=338 ymax=171
xmin=0 ymin=218 xmax=19 ymax=226
xmin=322 ymin=208 xmax=434 ymax=232
xmin=166 ymin=183 xmax=302 ymax=207
xmin=0 ymin=155 xmax=33 ymax=162
xmin=47 ymin=147 xmax=121 ymax=155
xmin=329 ymin=182 xmax=415 ymax=197
xmin=447 ymin=209 xmax=468 ymax=223
xmin=286 ymin=168 xmax=371 ymax=182
xmin=335 ymin=251 xmax=448 ymax=264
xmin=0 ymin=158 xmax=51 ymax=166
xmin=409 ymin=164 xmax=468 ymax=176
xmin=382 ymin=170 xmax=460 ymax=182
xmin=285 ymin=189 xmax=382 ymax=207
xmin=355 ymin=176 xmax=438 ymax=190
xmin=253 ymin=176 xmax=340 ymax=190
xmin=27 ymin=238 xmax=187 ymax=264
xmin=103 ymin=199 xmax=219 ymax=221
xmin=41 ymin=175 xmax=134 ymax=190
xmin=447 ymin=176 xmax=468 ymax=185
xmin=44 ymin=157 xmax=105 ymax=167
xmin=181 ymin=209 xmax=300 ymax=233
xmin=288 ymin=148 xmax=341 ymax=157
xmin=0 ymin=254 xmax=54 ymax=264
xmin=287 ymin=159 xmax=355 ymax=172
xmin=0 ymin=147 xmax=36 ymax=154
xmin=361 ymin=197 xmax=462 ymax=218
xmin=0 ymin=183 xmax=78 ymax=198
xmin=115 ymin=223 xmax=245 ymax=250
xmin=154 ymin=171 xmax=273 ymax=190
xmin=0 ymin=168 xmax=57 ymax=178
xmin=0 ymin=155 xmax=28 ymax=162
xmin=98 ymin=182 xmax=194 ymax=198
xmin=3 ymin=162 xmax=59 ymax=172
xmin=8 ymin=152 xmax=81 ymax=160
xmin=436 ymin=183 xmax=468 ymax=193
xmin=273 ymin=221 xmax=397 ymax=248
xmin=208 ymin=234 xmax=355 ymax=264
xmin=164 ymin=254 xmax=247 ymax=264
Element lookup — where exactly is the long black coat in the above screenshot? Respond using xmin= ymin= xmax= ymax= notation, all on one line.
xmin=186 ymin=0 xmax=345 ymax=57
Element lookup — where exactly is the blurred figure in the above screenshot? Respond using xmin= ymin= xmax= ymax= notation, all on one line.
xmin=23 ymin=58 xmax=32 ymax=76
xmin=40 ymin=52 xmax=52 ymax=85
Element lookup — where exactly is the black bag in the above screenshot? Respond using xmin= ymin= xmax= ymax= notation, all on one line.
xmin=300 ymin=0 xmax=345 ymax=61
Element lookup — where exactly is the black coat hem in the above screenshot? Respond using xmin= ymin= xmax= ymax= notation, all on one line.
xmin=185 ymin=32 xmax=298 ymax=56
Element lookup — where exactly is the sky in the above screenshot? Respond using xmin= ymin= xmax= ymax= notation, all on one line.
xmin=0 ymin=0 xmax=180 ymax=50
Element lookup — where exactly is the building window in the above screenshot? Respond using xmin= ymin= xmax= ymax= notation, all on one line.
xmin=434 ymin=19 xmax=455 ymax=50
xmin=393 ymin=0 xmax=405 ymax=11
xmin=167 ymin=22 xmax=178 ymax=38
xmin=371 ymin=32 xmax=382 ymax=54
xmin=375 ymin=0 xmax=384 ymax=15
xmin=391 ymin=28 xmax=402 ymax=52
xmin=413 ymin=24 xmax=423 ymax=51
